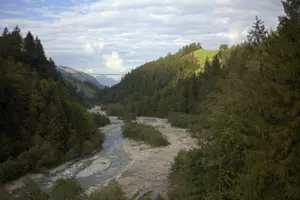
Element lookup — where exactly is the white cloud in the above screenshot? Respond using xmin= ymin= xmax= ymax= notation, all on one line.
xmin=105 ymin=51 xmax=125 ymax=72
xmin=0 ymin=0 xmax=284 ymax=71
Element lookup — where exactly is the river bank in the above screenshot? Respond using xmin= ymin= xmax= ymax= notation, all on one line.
xmin=5 ymin=106 xmax=198 ymax=200
xmin=86 ymin=108 xmax=198 ymax=199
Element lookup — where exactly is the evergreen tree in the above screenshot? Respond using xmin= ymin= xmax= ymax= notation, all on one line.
xmin=2 ymin=27 xmax=9 ymax=37
xmin=248 ymin=16 xmax=268 ymax=74
xmin=24 ymin=31 xmax=37 ymax=66
xmin=211 ymin=55 xmax=221 ymax=75
xmin=10 ymin=26 xmax=23 ymax=61
xmin=204 ymin=56 xmax=211 ymax=74
xmin=248 ymin=16 xmax=268 ymax=44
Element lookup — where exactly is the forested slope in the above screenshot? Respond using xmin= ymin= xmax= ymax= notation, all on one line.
xmin=100 ymin=0 xmax=300 ymax=199
xmin=0 ymin=28 xmax=104 ymax=183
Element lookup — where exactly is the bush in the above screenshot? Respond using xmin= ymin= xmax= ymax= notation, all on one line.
xmin=119 ymin=112 xmax=136 ymax=122
xmin=122 ymin=122 xmax=169 ymax=147
xmin=50 ymin=178 xmax=84 ymax=200
xmin=167 ymin=150 xmax=207 ymax=200
xmin=87 ymin=181 xmax=127 ymax=200
xmin=167 ymin=112 xmax=200 ymax=129
xmin=0 ymin=159 xmax=25 ymax=183
xmin=18 ymin=178 xmax=48 ymax=200
xmin=105 ymin=104 xmax=125 ymax=117
xmin=92 ymin=113 xmax=111 ymax=127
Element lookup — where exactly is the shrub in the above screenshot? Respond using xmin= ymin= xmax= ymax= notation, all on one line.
xmin=105 ymin=104 xmax=125 ymax=117
xmin=87 ymin=181 xmax=127 ymax=200
xmin=122 ymin=122 xmax=169 ymax=147
xmin=18 ymin=178 xmax=48 ymax=200
xmin=167 ymin=112 xmax=200 ymax=129
xmin=119 ymin=112 xmax=137 ymax=122
xmin=92 ymin=113 xmax=111 ymax=127
xmin=50 ymin=178 xmax=84 ymax=200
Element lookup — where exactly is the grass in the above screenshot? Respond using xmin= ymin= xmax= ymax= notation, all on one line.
xmin=122 ymin=122 xmax=169 ymax=147
xmin=188 ymin=49 xmax=219 ymax=74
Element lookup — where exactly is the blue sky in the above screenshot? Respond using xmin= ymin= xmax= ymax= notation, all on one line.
xmin=0 ymin=0 xmax=284 ymax=78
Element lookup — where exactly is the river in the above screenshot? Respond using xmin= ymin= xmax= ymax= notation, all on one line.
xmin=7 ymin=107 xmax=198 ymax=200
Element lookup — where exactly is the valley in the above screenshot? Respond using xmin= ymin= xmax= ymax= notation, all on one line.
xmin=6 ymin=106 xmax=197 ymax=200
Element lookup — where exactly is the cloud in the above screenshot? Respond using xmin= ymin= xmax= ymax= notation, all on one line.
xmin=22 ymin=0 xmax=33 ymax=3
xmin=105 ymin=51 xmax=125 ymax=73
xmin=0 ymin=0 xmax=284 ymax=72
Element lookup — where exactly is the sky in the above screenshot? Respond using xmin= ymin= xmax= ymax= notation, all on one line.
xmin=0 ymin=0 xmax=284 ymax=79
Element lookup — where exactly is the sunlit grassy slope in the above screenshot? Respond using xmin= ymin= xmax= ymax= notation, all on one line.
xmin=190 ymin=49 xmax=219 ymax=74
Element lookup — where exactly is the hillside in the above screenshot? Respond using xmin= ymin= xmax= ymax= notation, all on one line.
xmin=58 ymin=66 xmax=104 ymax=89
xmin=65 ymin=78 xmax=97 ymax=98
xmin=99 ymin=43 xmax=217 ymax=116
xmin=191 ymin=49 xmax=219 ymax=74
xmin=96 ymin=75 xmax=118 ymax=87
xmin=0 ymin=27 xmax=105 ymax=183
xmin=99 ymin=2 xmax=300 ymax=199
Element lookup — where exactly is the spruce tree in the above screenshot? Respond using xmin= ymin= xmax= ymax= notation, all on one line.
xmin=248 ymin=16 xmax=268 ymax=74
xmin=24 ymin=31 xmax=37 ymax=66
xmin=10 ymin=26 xmax=23 ymax=61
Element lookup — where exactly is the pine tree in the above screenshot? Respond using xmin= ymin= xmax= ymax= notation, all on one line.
xmin=24 ymin=31 xmax=37 ymax=66
xmin=248 ymin=16 xmax=268 ymax=44
xmin=211 ymin=55 xmax=221 ymax=75
xmin=2 ymin=27 xmax=9 ymax=37
xmin=248 ymin=16 xmax=268 ymax=74
xmin=35 ymin=36 xmax=46 ymax=62
xmin=10 ymin=26 xmax=23 ymax=61
xmin=204 ymin=56 xmax=211 ymax=74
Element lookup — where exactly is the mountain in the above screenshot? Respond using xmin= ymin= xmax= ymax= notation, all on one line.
xmin=95 ymin=75 xmax=118 ymax=87
xmin=57 ymin=66 xmax=104 ymax=89
xmin=99 ymin=43 xmax=216 ymax=115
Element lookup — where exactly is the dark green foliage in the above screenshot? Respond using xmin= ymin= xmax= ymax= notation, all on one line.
xmin=119 ymin=112 xmax=137 ymax=123
xmin=88 ymin=181 xmax=128 ymax=200
xmin=122 ymin=122 xmax=169 ymax=147
xmin=219 ymin=44 xmax=229 ymax=51
xmin=17 ymin=178 xmax=48 ymax=200
xmin=166 ymin=1 xmax=300 ymax=199
xmin=167 ymin=112 xmax=199 ymax=129
xmin=0 ymin=27 xmax=102 ymax=183
xmin=50 ymin=178 xmax=84 ymax=200
xmin=105 ymin=104 xmax=126 ymax=116
xmin=92 ymin=113 xmax=111 ymax=127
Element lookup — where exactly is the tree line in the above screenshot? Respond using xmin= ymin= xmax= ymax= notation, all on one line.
xmin=0 ymin=27 xmax=106 ymax=183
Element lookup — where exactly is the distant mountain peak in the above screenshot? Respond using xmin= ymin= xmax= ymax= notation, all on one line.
xmin=95 ymin=75 xmax=118 ymax=87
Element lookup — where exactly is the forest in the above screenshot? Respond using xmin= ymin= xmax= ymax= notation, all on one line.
xmin=0 ymin=27 xmax=108 ymax=183
xmin=100 ymin=0 xmax=300 ymax=199
xmin=1 ymin=0 xmax=299 ymax=199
